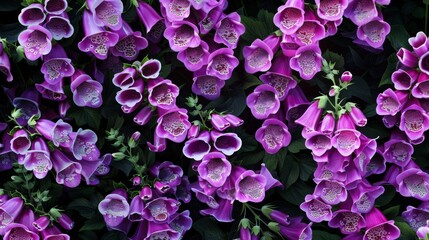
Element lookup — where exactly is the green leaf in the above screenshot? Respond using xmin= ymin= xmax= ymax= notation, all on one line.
xmin=80 ymin=215 xmax=105 ymax=231
xmin=68 ymin=108 xmax=102 ymax=130
xmin=101 ymin=231 xmax=128 ymax=240
xmin=279 ymin=156 xmax=300 ymax=187
xmin=312 ymin=230 xmax=341 ymax=240
xmin=243 ymin=73 xmax=263 ymax=90
xmin=395 ymin=220 xmax=417 ymax=240
xmin=382 ymin=205 xmax=400 ymax=219
xmin=287 ymin=139 xmax=306 ymax=153
xmin=379 ymin=54 xmax=398 ymax=87
xmin=387 ymin=25 xmax=411 ymax=51
xmin=263 ymin=148 xmax=287 ymax=172
xmin=111 ymin=160 xmax=134 ymax=176
xmin=343 ymin=76 xmax=372 ymax=103
xmin=203 ymin=88 xmax=247 ymax=116
xmin=322 ymin=50 xmax=345 ymax=71
xmin=0 ymin=1 xmax=21 ymax=11
xmin=68 ymin=198 xmax=96 ymax=219
xmin=193 ymin=218 xmax=227 ymax=240
xmin=375 ymin=185 xmax=397 ymax=207
xmin=240 ymin=10 xmax=275 ymax=43
xmin=78 ymin=231 xmax=99 ymax=240
xmin=279 ymin=181 xmax=313 ymax=205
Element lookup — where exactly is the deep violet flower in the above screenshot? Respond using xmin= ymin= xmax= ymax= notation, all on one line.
xmin=147 ymin=79 xmax=180 ymax=109
xmin=23 ymin=138 xmax=52 ymax=179
xmin=77 ymin=10 xmax=119 ymax=60
xmin=40 ymin=44 xmax=75 ymax=84
xmin=409 ymin=31 xmax=428 ymax=57
xmin=10 ymin=129 xmax=31 ymax=155
xmin=150 ymin=161 xmax=183 ymax=188
xmin=290 ymin=44 xmax=323 ymax=80
xmin=51 ymin=150 xmax=82 ymax=188
xmin=192 ymin=74 xmax=225 ymax=100
xmin=87 ymin=0 xmax=123 ymax=31
xmin=329 ymin=209 xmax=366 ymax=235
xmin=133 ymin=106 xmax=154 ymax=126
xmin=391 ymin=69 xmax=418 ymax=91
xmin=356 ymin=18 xmax=391 ymax=49
xmin=235 ymin=170 xmax=267 ymax=203
xmin=399 ymin=101 xmax=429 ymax=141
xmin=344 ymin=0 xmax=378 ymax=26
xmin=111 ymin=22 xmax=148 ymax=60
xmin=4 ymin=223 xmax=39 ymax=240
xmin=18 ymin=3 xmax=45 ymax=26
xmin=35 ymin=80 xmax=67 ymax=101
xmin=197 ymin=151 xmax=231 ymax=187
xmin=70 ymin=70 xmax=103 ymax=108
xmin=243 ymin=35 xmax=279 ymax=74
xmin=98 ymin=189 xmax=130 ymax=228
xmin=159 ymin=0 xmax=191 ymax=22
xmin=71 ymin=128 xmax=100 ymax=161
xmin=18 ymin=25 xmax=53 ymax=61
xmin=206 ymin=48 xmax=239 ymax=80
xmin=363 ymin=208 xmax=400 ymax=240
xmin=169 ymin=210 xmax=192 ymax=239
xmin=156 ymin=108 xmax=191 ymax=143
xmin=198 ymin=5 xmax=223 ymax=34
xmin=41 ymin=226 xmax=70 ymax=240
xmin=396 ymin=167 xmax=429 ymax=201
xmin=273 ymin=0 xmax=305 ymax=34
xmin=112 ymin=67 xmax=137 ymax=88
xmin=383 ymin=133 xmax=413 ymax=167
xmin=255 ymin=118 xmax=291 ymax=154
xmin=142 ymin=197 xmax=180 ymax=223
xmin=210 ymin=130 xmax=242 ymax=156
xmin=139 ymin=59 xmax=161 ymax=79
xmin=214 ymin=12 xmax=245 ymax=49
xmin=164 ymin=21 xmax=201 ymax=52
xmin=246 ymin=84 xmax=281 ymax=120
xmin=349 ymin=181 xmax=384 ymax=213
xmin=0 ymin=197 xmax=24 ymax=235
xmin=0 ymin=44 xmax=12 ymax=82
xmin=200 ymin=198 xmax=234 ymax=222
xmin=44 ymin=13 xmax=74 ymax=41
xmin=177 ymin=41 xmax=210 ymax=71
xmin=402 ymin=202 xmax=429 ymax=231
xmin=183 ymin=131 xmax=211 ymax=160
xmin=44 ymin=0 xmax=68 ymax=15
xmin=315 ymin=0 xmax=348 ymax=21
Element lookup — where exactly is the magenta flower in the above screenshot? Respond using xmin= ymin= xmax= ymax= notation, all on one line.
xmin=344 ymin=0 xmax=378 ymax=26
xmin=142 ymin=197 xmax=179 ymax=223
xmin=41 ymin=226 xmax=70 ymax=240
xmin=211 ymin=130 xmax=242 ymax=156
xmin=133 ymin=106 xmax=154 ymax=126
xmin=363 ymin=208 xmax=400 ymax=240
xmin=197 ymin=151 xmax=232 ymax=187
xmin=98 ymin=189 xmax=130 ymax=228
xmin=168 ymin=210 xmax=192 ymax=238
xmin=160 ymin=0 xmax=191 ymax=22
xmin=156 ymin=108 xmax=191 ymax=143
xmin=328 ymin=210 xmax=366 ymax=235
xmin=18 ymin=25 xmax=53 ymax=61
xmin=243 ymin=36 xmax=279 ymax=74
xmin=200 ymin=198 xmax=234 ymax=222
xmin=136 ymin=1 xmax=163 ymax=33
xmin=290 ymin=44 xmax=323 ymax=80
xmin=198 ymin=5 xmax=223 ymax=34
xmin=206 ymin=48 xmax=239 ymax=80
xmin=23 ymin=138 xmax=52 ymax=179
xmin=192 ymin=75 xmax=225 ymax=100
xmin=44 ymin=0 xmax=68 ymax=15
xmin=44 ymin=13 xmax=74 ymax=41
xmin=356 ymin=18 xmax=391 ymax=49
xmin=164 ymin=21 xmax=201 ymax=52
xmin=0 ymin=44 xmax=12 ymax=82
xmin=139 ymin=59 xmax=161 ymax=79
xmin=294 ymin=20 xmax=325 ymax=46
xmin=112 ymin=67 xmax=138 ymax=88
xmin=77 ymin=10 xmax=119 ymax=60
xmin=383 ymin=133 xmax=413 ymax=167
xmin=246 ymin=84 xmax=281 ymax=119
xmin=147 ymin=134 xmax=167 ymax=152
xmin=399 ymin=101 xmax=429 ymax=140
xmin=315 ymin=0 xmax=348 ymax=21
xmin=273 ymin=0 xmax=305 ymax=34
xmin=419 ymin=51 xmax=429 ymax=75
xmin=278 ymin=218 xmax=313 ymax=240
xmin=35 ymin=80 xmax=66 ymax=101
xmin=214 ymin=12 xmax=245 ymax=49
xmin=295 ymin=100 xmax=322 ymax=130
xmin=0 ymin=197 xmax=24 ymax=235
xmin=409 ymin=31 xmax=428 ymax=57
xmin=331 ymin=114 xmax=361 ymax=157
xmin=210 ymin=113 xmax=231 ymax=132
xmin=87 ymin=0 xmax=123 ymax=30
xmin=51 ymin=150 xmax=82 ymax=188
xmin=255 ymin=118 xmax=291 ymax=154
xmin=305 ymin=132 xmax=332 ymax=157
xmin=40 ymin=44 xmax=75 ymax=84
xmin=71 ymin=128 xmax=100 ymax=161
xmin=349 ymin=181 xmax=384 ymax=213
xmin=234 ymin=170 xmax=266 ymax=203
xmin=150 ymin=161 xmax=183 ymax=188
xmin=411 ymin=72 xmax=429 ymax=98
xmin=300 ymin=194 xmax=332 ymax=222
xmin=402 ymin=202 xmax=429 ymax=231
xmin=110 ymin=21 xmax=148 ymax=60
xmin=70 ymin=71 xmax=102 ymax=108
xmin=4 ymin=223 xmax=39 ymax=240
xmin=376 ymin=89 xmax=407 ymax=116
xmin=397 ymin=47 xmax=419 ymax=68
xmin=397 ymin=167 xmax=429 ymax=201
xmin=392 ymin=69 xmax=418 ymax=91
xmin=18 ymin=3 xmax=45 ymax=26
xmin=10 ymin=129 xmax=31 ymax=155
xmin=148 ymin=79 xmax=180 ymax=109
xmin=314 ymin=179 xmax=347 ymax=205
xmin=177 ymin=41 xmax=210 ymax=71
xmin=183 ymin=131 xmax=211 ymax=160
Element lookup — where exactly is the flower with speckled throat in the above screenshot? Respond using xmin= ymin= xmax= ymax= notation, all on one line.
xmin=290 ymin=44 xmax=323 ymax=80
xmin=164 ymin=21 xmax=201 ymax=52
xmin=214 ymin=12 xmax=245 ymax=49
xmin=315 ymin=0 xmax=348 ymax=21
xmin=177 ymin=40 xmax=210 ymax=72
xmin=4 ymin=223 xmax=40 ymax=240
xmin=197 ymin=151 xmax=232 ymax=187
xmin=399 ymin=101 xmax=429 ymax=141
xmin=376 ymin=89 xmax=407 ymax=116
xmin=246 ymin=84 xmax=281 ymax=120
xmin=300 ymin=194 xmax=333 ymax=222
xmin=234 ymin=170 xmax=267 ymax=203
xmin=328 ymin=209 xmax=366 ymax=235
xmin=273 ymin=0 xmax=305 ymax=35
xmin=331 ymin=113 xmax=362 ymax=157
xmin=147 ymin=78 xmax=180 ymax=110
xmin=18 ymin=25 xmax=52 ymax=61
xmin=356 ymin=18 xmax=390 ymax=49
xmin=206 ymin=47 xmax=239 ymax=80
xmin=23 ymin=138 xmax=52 ymax=179
xmin=349 ymin=181 xmax=384 ymax=213
xmin=40 ymin=44 xmax=75 ymax=85
xmin=87 ymin=0 xmax=123 ymax=30
xmin=363 ymin=208 xmax=400 ymax=240
xmin=111 ymin=21 xmax=148 ymax=61
xmin=98 ymin=189 xmax=130 ymax=228
xmin=150 ymin=161 xmax=184 ymax=188
xmin=71 ymin=128 xmax=100 ymax=161
xmin=255 ymin=118 xmax=291 ymax=154
xmin=0 ymin=197 xmax=24 ymax=235
xmin=243 ymin=35 xmax=279 ymax=74
xmin=156 ymin=108 xmax=191 ymax=143
xmin=51 ymin=150 xmax=82 ymax=188
xmin=142 ymin=197 xmax=180 ymax=223
xmin=70 ymin=70 xmax=103 ymax=108
xmin=402 ymin=201 xmax=429 ymax=231
xmin=396 ymin=167 xmax=429 ymax=201
xmin=192 ymin=74 xmax=225 ymax=100
xmin=382 ymin=131 xmax=413 ymax=167
xmin=344 ymin=0 xmax=378 ymax=26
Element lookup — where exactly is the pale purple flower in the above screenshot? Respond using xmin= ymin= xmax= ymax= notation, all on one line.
xmin=331 ymin=113 xmax=361 ymax=157
xmin=234 ymin=170 xmax=266 ymax=203
xmin=349 ymin=181 xmax=384 ymax=213
xmin=71 ymin=128 xmax=100 ymax=161
xmin=18 ymin=3 xmax=45 ymax=26
xmin=40 ymin=44 xmax=75 ymax=84
xmin=139 ymin=59 xmax=161 ymax=79
xmin=397 ymin=47 xmax=419 ymax=68
xmin=41 ymin=226 xmax=70 ymax=240
xmin=0 ymin=197 xmax=24 ymax=235
xmin=315 ymin=0 xmax=348 ymax=21
xmin=214 ymin=12 xmax=245 ymax=49
xmin=273 ymin=0 xmax=305 ymax=34
xmin=44 ymin=0 xmax=68 ymax=15
xmin=200 ymin=198 xmax=234 ymax=222
xmin=392 ymin=69 xmax=418 ymax=91
xmin=363 ymin=208 xmax=400 ymax=240
xmin=243 ymin=36 xmax=279 ymax=74
xmin=183 ymin=130 xmax=211 ymax=160
xmin=142 ymin=197 xmax=180 ymax=223
xmin=70 ymin=70 xmax=103 ymax=108
xmin=344 ymin=0 xmax=378 ymax=26
xmin=44 ymin=13 xmax=74 ymax=41
xmin=417 ymin=224 xmax=429 ymax=240
xmin=192 ymin=74 xmax=225 ymax=100
xmin=305 ymin=132 xmax=332 ymax=157
xmin=77 ymin=10 xmax=119 ymax=60
xmin=18 ymin=25 xmax=53 ymax=61
xmin=0 ymin=44 xmax=12 ymax=82
xmin=51 ymin=150 xmax=82 ymax=188
xmin=357 ymin=18 xmax=391 ymax=49
xmin=246 ymin=84 xmax=281 ymax=119
xmin=35 ymin=80 xmax=67 ymax=101
xmin=376 ymin=89 xmax=407 ymax=116
xmin=211 ymin=130 xmax=242 ymax=156
xmin=87 ymin=0 xmax=123 ymax=30
xmin=210 ymin=114 xmax=230 ymax=131
xmin=399 ymin=101 xmax=429 ymax=141
xmin=397 ymin=168 xmax=429 ymax=201
xmin=198 ymin=5 xmax=223 ymax=34
xmin=98 ymin=189 xmax=130 ymax=228
xmin=383 ymin=133 xmax=413 ymax=167
xmin=4 ymin=223 xmax=39 ymax=240
xmin=156 ymin=108 xmax=191 ymax=143
xmin=112 ymin=67 xmax=137 ymax=88
xmin=168 ymin=210 xmax=192 ymax=238
xmin=411 ymin=72 xmax=429 ymax=98
xmin=206 ymin=48 xmax=239 ymax=80
xmin=148 ymin=79 xmax=179 ymax=109
xmin=402 ymin=202 xmax=429 ymax=231
xmin=328 ymin=209 xmax=366 ymax=235
xmin=198 ymin=151 xmax=231 ymax=187
xmin=255 ymin=118 xmax=291 ymax=154
xmin=290 ymin=44 xmax=323 ymax=80
xmin=314 ymin=179 xmax=347 ymax=205
xmin=294 ymin=20 xmax=325 ymax=46
xmin=160 ymin=0 xmax=191 ymax=22
xmin=110 ymin=21 xmax=148 ymax=60
xmin=10 ymin=130 xmax=31 ymax=155
xmin=164 ymin=21 xmax=201 ymax=52
xmin=409 ymin=31 xmax=428 ymax=57
xmin=177 ymin=41 xmax=210 ymax=71
xmin=300 ymin=194 xmax=332 ymax=222
xmin=23 ymin=138 xmax=52 ymax=179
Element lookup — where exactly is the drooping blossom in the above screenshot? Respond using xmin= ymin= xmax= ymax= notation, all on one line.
xmin=156 ymin=108 xmax=191 ymax=143
xmin=18 ymin=25 xmax=53 ymax=61
xmin=273 ymin=0 xmax=305 ymax=34
xmin=18 ymin=3 xmax=46 ymax=26
xmin=111 ymin=22 xmax=148 ymax=60
xmin=243 ymin=35 xmax=279 ymax=74
xmin=164 ymin=21 xmax=201 ymax=52
xmin=44 ymin=0 xmax=68 ymax=15
xmin=255 ymin=118 xmax=291 ymax=154
xmin=51 ymin=150 xmax=82 ymax=188
xmin=290 ymin=44 xmax=323 ymax=80
xmin=197 ymin=151 xmax=231 ymax=187
xmin=214 ymin=12 xmax=245 ymax=49
xmin=71 ymin=70 xmax=103 ymax=108
xmin=98 ymin=189 xmax=130 ymax=228
xmin=44 ymin=13 xmax=74 ymax=41
xmin=206 ymin=48 xmax=239 ymax=80
xmin=87 ymin=0 xmax=123 ymax=30
xmin=246 ymin=84 xmax=281 ymax=119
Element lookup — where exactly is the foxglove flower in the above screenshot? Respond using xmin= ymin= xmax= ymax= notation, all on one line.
xmin=383 ymin=133 xmax=413 ymax=167
xmin=40 ymin=44 xmax=74 ymax=84
xmin=147 ymin=79 xmax=179 ymax=109
xmin=41 ymin=226 xmax=70 ymax=240
xmin=116 ymin=80 xmax=144 ymax=112
xmin=273 ymin=0 xmax=305 ymax=34
xmin=71 ymin=70 xmax=103 ymax=108
xmin=44 ymin=0 xmax=68 ymax=15
xmin=128 ymin=196 xmax=144 ymax=222
xmin=197 ymin=151 xmax=231 ymax=187
xmin=294 ymin=19 xmax=325 ymax=46
xmin=18 ymin=3 xmax=45 ymax=26
xmin=4 ymin=223 xmax=39 ymax=240
xmin=12 ymin=93 xmax=41 ymax=127
xmin=164 ymin=21 xmax=201 ymax=52
xmin=349 ymin=182 xmax=384 ymax=213
xmin=397 ymin=47 xmax=419 ymax=68
xmin=210 ymin=114 xmax=231 ymax=131
xmin=147 ymin=134 xmax=167 ymax=152
xmin=300 ymin=194 xmax=332 ymax=222
xmin=397 ymin=167 xmax=429 ymax=201
xmin=211 ymin=131 xmax=242 ymax=156
xmin=235 ymin=170 xmax=266 ymax=203
xmin=71 ymin=128 xmax=100 ymax=161
xmin=136 ymin=1 xmax=165 ymax=43
xmin=349 ymin=106 xmax=367 ymax=127
xmin=23 ymin=138 xmax=52 ymax=179
xmin=33 ymin=216 xmax=50 ymax=231
xmin=133 ymin=106 xmax=154 ymax=126
xmin=80 ymin=154 xmax=111 ymax=185
xmin=295 ymin=100 xmax=322 ymax=130
xmin=344 ymin=0 xmax=378 ymax=26
xmin=183 ymin=131 xmax=211 ymax=160
xmin=260 ymin=54 xmax=297 ymax=100
xmin=363 ymin=208 xmax=400 ymax=240
xmin=417 ymin=223 xmax=429 ymax=240
xmin=411 ymin=72 xmax=429 ymax=98
xmin=10 ymin=130 xmax=31 ymax=155
xmin=0 ymin=44 xmax=12 ymax=82
xmin=192 ymin=75 xmax=225 ymax=100
xmin=111 ymin=22 xmax=148 ymax=60
xmin=0 ymin=197 xmax=24 ymax=235
xmin=169 ymin=211 xmax=192 ymax=239
xmin=77 ymin=10 xmax=119 ymax=60
xmin=200 ymin=198 xmax=234 ymax=222
xmin=87 ymin=0 xmax=123 ymax=30
xmin=145 ymin=222 xmax=180 ymax=240
xmin=243 ymin=36 xmax=279 ymax=74
xmin=419 ymin=52 xmax=429 ymax=75
xmin=51 ymin=150 xmax=82 ymax=188
xmin=160 ymin=0 xmax=191 ymax=22
xmin=206 ymin=48 xmax=239 ymax=80
xmin=305 ymin=132 xmax=332 ymax=157
xmin=290 ymin=44 xmax=323 ymax=80
xmin=51 ymin=119 xmax=73 ymax=148
xmin=18 ymin=25 xmax=53 ymax=61
xmin=277 ymin=219 xmax=313 ymax=240
xmin=255 ymin=118 xmax=291 ymax=154
xmin=402 ymin=202 xmax=429 ymax=231
xmin=376 ymin=89 xmax=407 ymax=116
xmin=156 ymin=108 xmax=191 ymax=143
xmin=139 ymin=59 xmax=161 ymax=79
xmin=214 ymin=12 xmax=245 ymax=49
xmin=44 ymin=13 xmax=74 ymax=41
xmin=224 ymin=114 xmax=244 ymax=127
xmin=331 ymin=114 xmax=361 ymax=157
xmin=98 ymin=189 xmax=130 ymax=227
xmin=246 ymin=84 xmax=281 ymax=119
xmin=329 ymin=209 xmax=366 ymax=235
xmin=409 ymin=31 xmax=428 ymax=57
xmin=399 ymin=101 xmax=429 ymax=141
xmin=191 ymin=184 xmax=219 ymax=209
xmin=35 ymin=80 xmax=67 ymax=101
xmin=315 ymin=0 xmax=348 ymax=21
xmin=391 ymin=69 xmax=418 ymax=91
xmin=177 ymin=41 xmax=210 ymax=71
xmin=356 ymin=18 xmax=391 ymax=49
xmin=150 ymin=161 xmax=183 ymax=188
xmin=112 ymin=67 xmax=137 ymax=88
xmin=142 ymin=197 xmax=179 ymax=223
xmin=314 ymin=179 xmax=347 ymax=205
xmin=199 ymin=5 xmax=223 ymax=34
